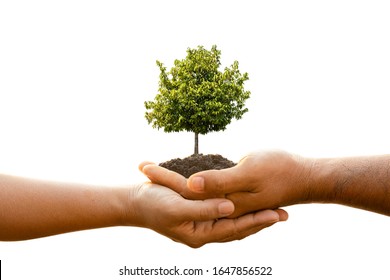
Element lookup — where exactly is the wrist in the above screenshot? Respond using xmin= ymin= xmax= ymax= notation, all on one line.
xmin=301 ymin=157 xmax=338 ymax=204
xmin=118 ymin=185 xmax=137 ymax=227
xmin=119 ymin=184 xmax=147 ymax=228
xmin=95 ymin=186 xmax=132 ymax=228
xmin=278 ymin=154 xmax=316 ymax=206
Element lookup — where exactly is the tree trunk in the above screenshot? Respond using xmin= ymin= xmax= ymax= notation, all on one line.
xmin=194 ymin=132 xmax=199 ymax=155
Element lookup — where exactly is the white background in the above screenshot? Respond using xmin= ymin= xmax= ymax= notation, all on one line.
xmin=1 ymin=0 xmax=390 ymax=279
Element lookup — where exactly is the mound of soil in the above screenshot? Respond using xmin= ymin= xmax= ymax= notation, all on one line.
xmin=159 ymin=154 xmax=236 ymax=178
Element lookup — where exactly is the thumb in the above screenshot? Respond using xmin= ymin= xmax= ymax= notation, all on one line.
xmin=188 ymin=166 xmax=248 ymax=195
xmin=180 ymin=198 xmax=235 ymax=221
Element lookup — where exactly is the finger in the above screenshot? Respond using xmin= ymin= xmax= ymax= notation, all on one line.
xmin=138 ymin=161 xmax=155 ymax=172
xmin=176 ymin=198 xmax=235 ymax=221
xmin=215 ymin=209 xmax=280 ymax=243
xmin=140 ymin=163 xmax=189 ymax=196
xmin=274 ymin=208 xmax=289 ymax=221
xmin=219 ymin=221 xmax=277 ymax=243
xmin=196 ymin=209 xmax=281 ymax=245
xmin=188 ymin=165 xmax=250 ymax=195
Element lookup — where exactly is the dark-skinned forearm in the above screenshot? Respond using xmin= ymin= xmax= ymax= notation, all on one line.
xmin=305 ymin=155 xmax=390 ymax=216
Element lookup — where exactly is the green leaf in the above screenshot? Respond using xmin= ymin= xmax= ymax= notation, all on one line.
xmin=144 ymin=45 xmax=251 ymax=148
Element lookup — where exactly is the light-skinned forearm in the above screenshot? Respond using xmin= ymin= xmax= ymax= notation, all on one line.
xmin=0 ymin=174 xmax=129 ymax=241
xmin=304 ymin=155 xmax=390 ymax=215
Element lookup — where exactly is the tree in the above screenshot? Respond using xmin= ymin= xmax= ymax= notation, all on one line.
xmin=145 ymin=45 xmax=251 ymax=155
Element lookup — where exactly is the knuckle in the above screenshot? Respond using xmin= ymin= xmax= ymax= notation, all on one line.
xmin=184 ymin=238 xmax=204 ymax=248
xmin=188 ymin=242 xmax=203 ymax=249
xmin=214 ymin=173 xmax=228 ymax=193
xmin=198 ymin=206 xmax=213 ymax=220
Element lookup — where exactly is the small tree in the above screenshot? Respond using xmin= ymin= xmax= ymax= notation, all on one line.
xmin=145 ymin=45 xmax=251 ymax=155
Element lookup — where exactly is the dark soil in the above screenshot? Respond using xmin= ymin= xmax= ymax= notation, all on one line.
xmin=159 ymin=154 xmax=236 ymax=178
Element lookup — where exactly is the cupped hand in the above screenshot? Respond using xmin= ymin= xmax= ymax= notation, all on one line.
xmin=128 ymin=181 xmax=283 ymax=248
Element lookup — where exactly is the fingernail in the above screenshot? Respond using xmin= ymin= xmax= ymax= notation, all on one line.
xmin=218 ymin=201 xmax=234 ymax=216
xmin=190 ymin=177 xmax=204 ymax=192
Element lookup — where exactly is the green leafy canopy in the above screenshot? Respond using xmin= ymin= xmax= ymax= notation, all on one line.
xmin=145 ymin=45 xmax=251 ymax=136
